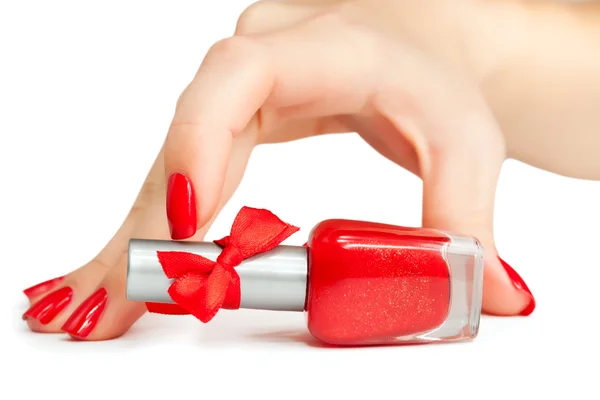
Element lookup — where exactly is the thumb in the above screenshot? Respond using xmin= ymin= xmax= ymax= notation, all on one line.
xmin=418 ymin=105 xmax=535 ymax=317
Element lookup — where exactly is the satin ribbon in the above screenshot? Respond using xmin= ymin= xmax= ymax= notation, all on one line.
xmin=146 ymin=206 xmax=299 ymax=323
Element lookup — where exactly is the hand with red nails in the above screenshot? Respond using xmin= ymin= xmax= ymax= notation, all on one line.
xmin=22 ymin=0 xmax=600 ymax=340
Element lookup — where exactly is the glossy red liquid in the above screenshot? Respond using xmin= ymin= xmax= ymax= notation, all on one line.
xmin=306 ymin=219 xmax=451 ymax=345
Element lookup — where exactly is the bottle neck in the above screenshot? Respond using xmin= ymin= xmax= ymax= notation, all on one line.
xmin=126 ymin=239 xmax=308 ymax=312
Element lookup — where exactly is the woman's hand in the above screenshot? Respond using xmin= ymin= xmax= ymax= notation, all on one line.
xmin=164 ymin=0 xmax=533 ymax=317
xmin=24 ymin=0 xmax=548 ymax=340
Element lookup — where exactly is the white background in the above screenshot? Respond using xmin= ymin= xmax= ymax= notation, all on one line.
xmin=1 ymin=1 xmax=599 ymax=399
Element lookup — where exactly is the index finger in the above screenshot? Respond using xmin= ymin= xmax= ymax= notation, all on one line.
xmin=164 ymin=36 xmax=274 ymax=240
xmin=163 ymin=14 xmax=378 ymax=240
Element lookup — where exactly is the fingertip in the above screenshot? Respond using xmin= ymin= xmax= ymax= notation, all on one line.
xmin=518 ymin=294 xmax=536 ymax=317
xmin=481 ymin=255 xmax=536 ymax=316
xmin=498 ymin=256 xmax=536 ymax=316
xmin=164 ymin=124 xmax=232 ymax=240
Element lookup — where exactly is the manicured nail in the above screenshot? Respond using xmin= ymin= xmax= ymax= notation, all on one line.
xmin=23 ymin=276 xmax=64 ymax=299
xmin=23 ymin=286 xmax=73 ymax=324
xmin=166 ymin=173 xmax=197 ymax=240
xmin=61 ymin=288 xmax=108 ymax=338
xmin=498 ymin=257 xmax=536 ymax=316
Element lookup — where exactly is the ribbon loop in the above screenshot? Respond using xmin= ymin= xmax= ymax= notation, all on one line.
xmin=146 ymin=207 xmax=299 ymax=322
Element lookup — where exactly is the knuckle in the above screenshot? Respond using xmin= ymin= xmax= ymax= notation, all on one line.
xmin=175 ymin=86 xmax=189 ymax=109
xmin=235 ymin=0 xmax=276 ymax=34
xmin=207 ymin=35 xmax=264 ymax=63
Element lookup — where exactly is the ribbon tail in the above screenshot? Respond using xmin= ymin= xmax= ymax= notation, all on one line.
xmin=167 ymin=273 xmax=209 ymax=320
xmin=221 ymin=270 xmax=241 ymax=310
xmin=146 ymin=302 xmax=189 ymax=315
xmin=197 ymin=265 xmax=232 ymax=323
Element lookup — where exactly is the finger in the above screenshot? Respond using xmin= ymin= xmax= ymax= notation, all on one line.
xmin=23 ymin=261 xmax=110 ymax=333
xmin=407 ymin=89 xmax=535 ymax=316
xmin=22 ymin=150 xmax=168 ymax=331
xmin=61 ymin=136 xmax=256 ymax=340
xmin=164 ymin=36 xmax=270 ymax=239
xmin=164 ymin=13 xmax=379 ymax=239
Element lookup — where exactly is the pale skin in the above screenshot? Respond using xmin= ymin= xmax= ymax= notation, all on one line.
xmin=24 ymin=0 xmax=600 ymax=339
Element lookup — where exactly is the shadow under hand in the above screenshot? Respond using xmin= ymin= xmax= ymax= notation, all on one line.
xmin=246 ymin=329 xmax=333 ymax=348
xmin=193 ymin=310 xmax=465 ymax=349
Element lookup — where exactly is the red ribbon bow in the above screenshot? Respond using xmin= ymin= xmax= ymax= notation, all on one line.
xmin=146 ymin=207 xmax=299 ymax=322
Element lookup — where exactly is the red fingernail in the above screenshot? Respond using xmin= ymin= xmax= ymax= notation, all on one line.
xmin=166 ymin=173 xmax=197 ymax=240
xmin=498 ymin=257 xmax=536 ymax=316
xmin=61 ymin=288 xmax=108 ymax=338
xmin=23 ymin=286 xmax=73 ymax=324
xmin=23 ymin=276 xmax=64 ymax=299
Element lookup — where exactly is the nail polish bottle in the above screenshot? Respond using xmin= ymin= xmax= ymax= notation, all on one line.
xmin=126 ymin=219 xmax=484 ymax=346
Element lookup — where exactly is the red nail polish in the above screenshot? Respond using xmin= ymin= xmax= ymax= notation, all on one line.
xmin=23 ymin=276 xmax=64 ymax=299
xmin=498 ymin=257 xmax=536 ymax=316
xmin=23 ymin=286 xmax=73 ymax=324
xmin=61 ymin=288 xmax=108 ymax=338
xmin=166 ymin=173 xmax=197 ymax=240
xmin=128 ymin=219 xmax=485 ymax=346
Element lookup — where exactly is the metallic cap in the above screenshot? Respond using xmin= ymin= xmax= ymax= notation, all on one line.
xmin=126 ymin=239 xmax=308 ymax=312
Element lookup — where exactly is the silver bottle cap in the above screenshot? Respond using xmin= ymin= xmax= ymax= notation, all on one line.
xmin=126 ymin=239 xmax=308 ymax=312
